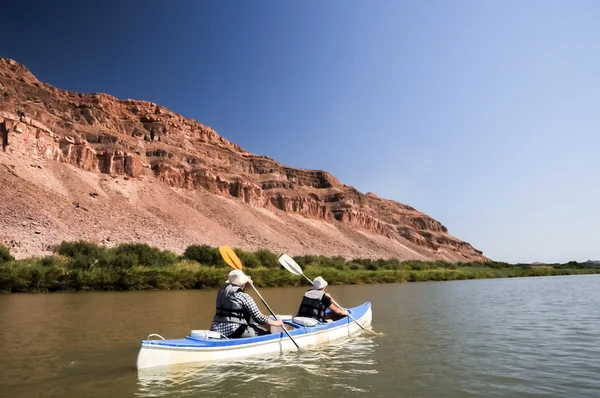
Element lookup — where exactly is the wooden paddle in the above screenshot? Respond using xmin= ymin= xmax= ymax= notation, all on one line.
xmin=278 ymin=254 xmax=378 ymax=336
xmin=218 ymin=246 xmax=302 ymax=351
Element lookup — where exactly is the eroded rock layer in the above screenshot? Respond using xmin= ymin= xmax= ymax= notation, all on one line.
xmin=0 ymin=57 xmax=486 ymax=261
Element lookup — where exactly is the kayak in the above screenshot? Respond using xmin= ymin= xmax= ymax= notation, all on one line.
xmin=137 ymin=302 xmax=372 ymax=369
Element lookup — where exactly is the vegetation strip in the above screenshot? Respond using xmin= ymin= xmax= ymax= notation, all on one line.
xmin=0 ymin=242 xmax=598 ymax=293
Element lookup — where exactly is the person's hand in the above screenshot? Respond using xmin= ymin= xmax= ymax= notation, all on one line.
xmin=246 ymin=279 xmax=254 ymax=286
xmin=342 ymin=310 xmax=349 ymax=316
xmin=272 ymin=319 xmax=284 ymax=326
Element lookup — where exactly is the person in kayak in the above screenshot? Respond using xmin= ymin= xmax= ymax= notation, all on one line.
xmin=297 ymin=276 xmax=349 ymax=322
xmin=210 ymin=269 xmax=283 ymax=338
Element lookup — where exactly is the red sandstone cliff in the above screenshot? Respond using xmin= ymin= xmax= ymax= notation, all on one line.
xmin=0 ymin=57 xmax=486 ymax=261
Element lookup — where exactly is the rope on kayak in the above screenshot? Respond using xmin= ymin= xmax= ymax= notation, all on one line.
xmin=147 ymin=333 xmax=166 ymax=340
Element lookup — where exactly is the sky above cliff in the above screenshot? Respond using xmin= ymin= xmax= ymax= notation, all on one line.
xmin=1 ymin=1 xmax=598 ymax=263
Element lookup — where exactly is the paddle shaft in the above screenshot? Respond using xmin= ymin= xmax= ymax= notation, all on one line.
xmin=299 ymin=273 xmax=373 ymax=334
xmin=248 ymin=284 xmax=301 ymax=350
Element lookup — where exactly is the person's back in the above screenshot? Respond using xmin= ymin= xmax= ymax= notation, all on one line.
xmin=210 ymin=269 xmax=283 ymax=338
xmin=297 ymin=288 xmax=330 ymax=322
xmin=213 ymin=283 xmax=249 ymax=326
xmin=296 ymin=276 xmax=348 ymax=322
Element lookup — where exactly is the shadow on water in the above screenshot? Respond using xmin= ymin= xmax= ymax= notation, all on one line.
xmin=136 ymin=335 xmax=379 ymax=397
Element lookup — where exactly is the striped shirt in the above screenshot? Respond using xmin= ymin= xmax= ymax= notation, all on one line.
xmin=210 ymin=290 xmax=270 ymax=337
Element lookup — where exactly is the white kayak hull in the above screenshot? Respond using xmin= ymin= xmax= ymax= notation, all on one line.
xmin=137 ymin=302 xmax=372 ymax=369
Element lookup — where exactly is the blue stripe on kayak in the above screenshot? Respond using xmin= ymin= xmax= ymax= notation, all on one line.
xmin=141 ymin=302 xmax=370 ymax=348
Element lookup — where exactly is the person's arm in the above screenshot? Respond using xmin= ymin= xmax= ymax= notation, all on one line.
xmin=240 ymin=292 xmax=283 ymax=327
xmin=325 ymin=293 xmax=349 ymax=316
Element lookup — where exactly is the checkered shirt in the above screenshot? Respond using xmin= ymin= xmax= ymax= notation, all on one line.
xmin=210 ymin=290 xmax=270 ymax=337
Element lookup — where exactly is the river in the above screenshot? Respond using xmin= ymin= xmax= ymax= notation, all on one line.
xmin=1 ymin=275 xmax=599 ymax=397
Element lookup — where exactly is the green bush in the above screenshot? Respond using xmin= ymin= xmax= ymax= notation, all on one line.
xmin=111 ymin=252 xmax=139 ymax=268
xmin=0 ymin=245 xmax=14 ymax=263
xmin=55 ymin=240 xmax=105 ymax=259
xmin=194 ymin=266 xmax=229 ymax=288
xmin=55 ymin=241 xmax=111 ymax=269
xmin=183 ymin=245 xmax=222 ymax=266
xmin=234 ymin=249 xmax=261 ymax=268
xmin=41 ymin=255 xmax=61 ymax=267
xmin=254 ymin=249 xmax=279 ymax=268
xmin=114 ymin=243 xmax=178 ymax=267
xmin=320 ymin=255 xmax=347 ymax=270
xmin=53 ymin=241 xmax=178 ymax=269
xmin=292 ymin=255 xmax=318 ymax=268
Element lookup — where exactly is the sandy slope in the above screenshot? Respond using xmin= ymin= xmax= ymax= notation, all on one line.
xmin=1 ymin=151 xmax=460 ymax=260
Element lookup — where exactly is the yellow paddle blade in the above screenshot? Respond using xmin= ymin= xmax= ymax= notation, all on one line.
xmin=219 ymin=246 xmax=243 ymax=270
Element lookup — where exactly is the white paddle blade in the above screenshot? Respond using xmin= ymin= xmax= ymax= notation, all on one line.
xmin=278 ymin=254 xmax=303 ymax=275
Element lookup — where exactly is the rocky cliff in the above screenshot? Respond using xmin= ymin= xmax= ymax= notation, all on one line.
xmin=0 ymin=57 xmax=487 ymax=261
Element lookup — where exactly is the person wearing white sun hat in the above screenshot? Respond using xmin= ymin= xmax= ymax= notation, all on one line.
xmin=210 ymin=269 xmax=283 ymax=338
xmin=296 ymin=276 xmax=348 ymax=322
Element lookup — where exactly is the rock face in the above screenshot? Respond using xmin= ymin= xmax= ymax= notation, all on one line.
xmin=0 ymin=57 xmax=487 ymax=261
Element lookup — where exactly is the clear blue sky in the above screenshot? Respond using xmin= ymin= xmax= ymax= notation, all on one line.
xmin=2 ymin=1 xmax=598 ymax=263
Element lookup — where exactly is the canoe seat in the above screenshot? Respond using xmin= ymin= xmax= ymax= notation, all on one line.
xmin=292 ymin=317 xmax=318 ymax=327
xmin=190 ymin=330 xmax=222 ymax=340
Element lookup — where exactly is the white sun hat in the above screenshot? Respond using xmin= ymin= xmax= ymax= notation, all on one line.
xmin=226 ymin=269 xmax=250 ymax=286
xmin=313 ymin=276 xmax=328 ymax=290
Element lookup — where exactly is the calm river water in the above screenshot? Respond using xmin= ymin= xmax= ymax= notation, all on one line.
xmin=1 ymin=275 xmax=599 ymax=397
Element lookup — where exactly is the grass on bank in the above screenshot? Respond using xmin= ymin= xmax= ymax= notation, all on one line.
xmin=0 ymin=241 xmax=599 ymax=293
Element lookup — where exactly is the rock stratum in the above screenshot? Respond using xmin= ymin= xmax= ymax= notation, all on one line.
xmin=0 ymin=57 xmax=487 ymax=261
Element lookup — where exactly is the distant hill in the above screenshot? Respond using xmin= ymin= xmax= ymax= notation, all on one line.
xmin=529 ymin=260 xmax=600 ymax=266
xmin=0 ymin=57 xmax=487 ymax=261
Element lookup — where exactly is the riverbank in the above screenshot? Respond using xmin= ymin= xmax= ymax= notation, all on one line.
xmin=1 ymin=242 xmax=599 ymax=292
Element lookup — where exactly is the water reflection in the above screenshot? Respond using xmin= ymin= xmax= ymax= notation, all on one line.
xmin=136 ymin=335 xmax=378 ymax=397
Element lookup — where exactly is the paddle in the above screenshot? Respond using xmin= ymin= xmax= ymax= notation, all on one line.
xmin=278 ymin=254 xmax=377 ymax=336
xmin=218 ymin=246 xmax=302 ymax=351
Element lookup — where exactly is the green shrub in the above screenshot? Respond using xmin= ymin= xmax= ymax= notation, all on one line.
xmin=0 ymin=245 xmax=14 ymax=263
xmin=41 ymin=255 xmax=61 ymax=267
xmin=321 ymin=255 xmax=347 ymax=270
xmin=183 ymin=245 xmax=222 ymax=266
xmin=53 ymin=241 xmax=178 ymax=269
xmin=194 ymin=266 xmax=229 ymax=288
xmin=114 ymin=243 xmax=178 ymax=267
xmin=292 ymin=255 xmax=318 ymax=268
xmin=111 ymin=252 xmax=139 ymax=268
xmin=55 ymin=240 xmax=105 ymax=258
xmin=234 ymin=249 xmax=261 ymax=268
xmin=254 ymin=249 xmax=279 ymax=268
xmin=55 ymin=241 xmax=111 ymax=269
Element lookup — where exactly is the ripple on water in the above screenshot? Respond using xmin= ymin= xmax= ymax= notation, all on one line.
xmin=3 ymin=275 xmax=600 ymax=398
